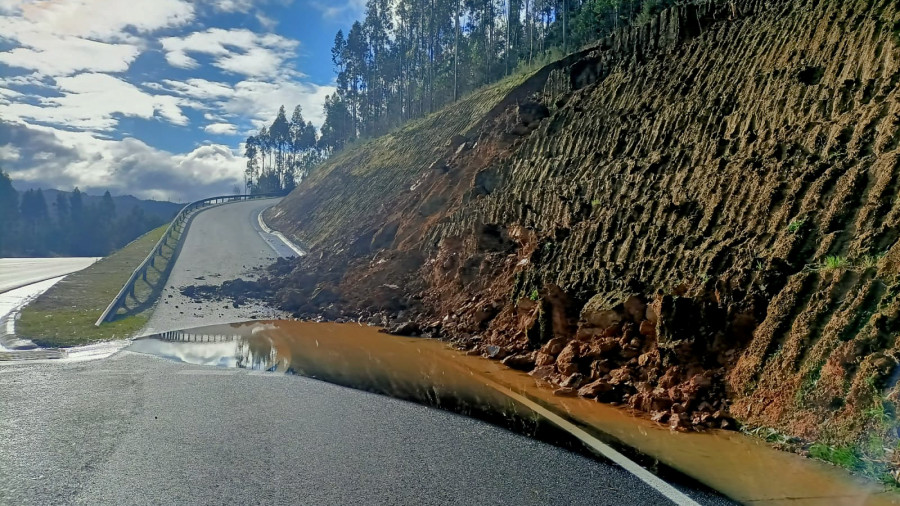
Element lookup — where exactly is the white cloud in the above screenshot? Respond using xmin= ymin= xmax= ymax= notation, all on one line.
xmin=0 ymin=121 xmax=245 ymax=202
xmin=204 ymin=122 xmax=238 ymax=135
xmin=310 ymin=0 xmax=365 ymax=21
xmin=160 ymin=28 xmax=298 ymax=77
xmin=205 ymin=0 xmax=256 ymax=12
xmin=156 ymin=76 xmax=335 ymax=129
xmin=226 ymin=79 xmax=334 ymax=127
xmin=0 ymin=0 xmax=329 ymax=201
xmin=0 ymin=36 xmax=140 ymax=76
xmin=0 ymin=73 xmax=190 ymax=131
xmin=0 ymin=143 xmax=21 ymax=161
xmin=160 ymin=78 xmax=234 ymax=100
xmin=0 ymin=0 xmax=194 ymax=42
xmin=0 ymin=0 xmax=195 ymax=78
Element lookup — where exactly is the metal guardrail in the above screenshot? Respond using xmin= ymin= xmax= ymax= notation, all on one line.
xmin=95 ymin=192 xmax=284 ymax=326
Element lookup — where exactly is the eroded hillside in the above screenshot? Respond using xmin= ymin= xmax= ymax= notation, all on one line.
xmin=267 ymin=0 xmax=900 ymax=475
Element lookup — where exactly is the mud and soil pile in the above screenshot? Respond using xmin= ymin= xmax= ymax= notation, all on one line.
xmin=265 ymin=0 xmax=900 ymax=469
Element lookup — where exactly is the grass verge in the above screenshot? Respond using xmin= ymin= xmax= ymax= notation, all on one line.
xmin=17 ymin=225 xmax=169 ymax=347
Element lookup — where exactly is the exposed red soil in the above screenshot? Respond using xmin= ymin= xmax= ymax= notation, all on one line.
xmin=265 ymin=0 xmax=900 ymax=467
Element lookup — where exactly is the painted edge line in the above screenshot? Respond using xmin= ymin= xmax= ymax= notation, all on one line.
xmin=257 ymin=207 xmax=306 ymax=257
xmin=483 ymin=378 xmax=701 ymax=506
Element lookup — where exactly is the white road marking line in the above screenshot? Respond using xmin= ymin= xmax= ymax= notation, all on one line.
xmin=481 ymin=378 xmax=702 ymax=506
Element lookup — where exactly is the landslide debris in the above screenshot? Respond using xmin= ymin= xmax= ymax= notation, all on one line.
xmin=261 ymin=0 xmax=900 ymax=482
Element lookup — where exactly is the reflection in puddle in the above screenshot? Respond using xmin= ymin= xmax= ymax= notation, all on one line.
xmin=131 ymin=322 xmax=554 ymax=440
xmin=129 ymin=321 xmax=900 ymax=505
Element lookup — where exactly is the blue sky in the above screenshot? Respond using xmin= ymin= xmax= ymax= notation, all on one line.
xmin=0 ymin=0 xmax=365 ymax=202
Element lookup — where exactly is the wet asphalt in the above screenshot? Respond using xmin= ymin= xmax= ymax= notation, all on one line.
xmin=0 ymin=200 xmax=736 ymax=505
xmin=0 ymin=352 xmax=734 ymax=505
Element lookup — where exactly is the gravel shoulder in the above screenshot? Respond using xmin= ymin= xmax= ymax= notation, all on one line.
xmin=142 ymin=198 xmax=293 ymax=335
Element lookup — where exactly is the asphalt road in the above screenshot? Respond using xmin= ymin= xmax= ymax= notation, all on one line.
xmin=0 ymin=352 xmax=732 ymax=505
xmin=0 ymin=258 xmax=99 ymax=294
xmin=1 ymin=200 xmax=734 ymax=505
xmin=143 ymin=198 xmax=295 ymax=335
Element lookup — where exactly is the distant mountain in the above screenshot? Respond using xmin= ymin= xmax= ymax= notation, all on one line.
xmin=1 ymin=184 xmax=185 ymax=257
xmin=23 ymin=188 xmax=183 ymax=222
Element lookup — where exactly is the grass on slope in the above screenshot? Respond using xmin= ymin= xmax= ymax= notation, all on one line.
xmin=273 ymin=71 xmax=537 ymax=250
xmin=17 ymin=225 xmax=169 ymax=347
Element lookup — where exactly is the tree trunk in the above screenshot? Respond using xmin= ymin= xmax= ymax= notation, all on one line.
xmin=527 ymin=0 xmax=532 ymax=66
xmin=454 ymin=0 xmax=460 ymax=101
xmin=505 ymin=0 xmax=510 ymax=76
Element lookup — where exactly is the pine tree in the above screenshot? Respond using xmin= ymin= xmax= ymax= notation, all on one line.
xmin=0 ymin=171 xmax=19 ymax=256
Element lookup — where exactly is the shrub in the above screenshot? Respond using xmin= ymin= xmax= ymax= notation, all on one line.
xmin=824 ymin=255 xmax=847 ymax=269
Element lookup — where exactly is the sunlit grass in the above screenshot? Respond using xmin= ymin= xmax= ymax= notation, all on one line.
xmin=17 ymin=225 xmax=168 ymax=347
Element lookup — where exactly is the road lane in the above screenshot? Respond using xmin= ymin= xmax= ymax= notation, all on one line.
xmin=0 ymin=258 xmax=99 ymax=294
xmin=143 ymin=199 xmax=294 ymax=335
xmin=0 ymin=199 xmax=734 ymax=505
xmin=0 ymin=352 xmax=731 ymax=505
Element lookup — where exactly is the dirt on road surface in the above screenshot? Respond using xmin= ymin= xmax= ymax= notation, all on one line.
xmin=142 ymin=199 xmax=295 ymax=335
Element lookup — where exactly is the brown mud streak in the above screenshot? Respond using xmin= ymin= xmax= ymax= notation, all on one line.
xmin=259 ymin=0 xmax=900 ymax=484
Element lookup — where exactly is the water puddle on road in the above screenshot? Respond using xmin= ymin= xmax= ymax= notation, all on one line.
xmin=128 ymin=320 xmax=900 ymax=505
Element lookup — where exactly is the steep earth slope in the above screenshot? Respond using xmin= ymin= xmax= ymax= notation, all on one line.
xmin=267 ymin=0 xmax=900 ymax=477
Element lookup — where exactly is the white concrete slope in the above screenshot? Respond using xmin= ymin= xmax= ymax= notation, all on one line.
xmin=0 ymin=257 xmax=99 ymax=294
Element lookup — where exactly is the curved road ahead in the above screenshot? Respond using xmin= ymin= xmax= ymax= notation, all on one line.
xmin=143 ymin=198 xmax=295 ymax=335
xmin=0 ymin=200 xmax=732 ymax=505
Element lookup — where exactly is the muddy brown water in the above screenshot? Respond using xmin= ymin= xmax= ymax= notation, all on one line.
xmin=128 ymin=321 xmax=900 ymax=505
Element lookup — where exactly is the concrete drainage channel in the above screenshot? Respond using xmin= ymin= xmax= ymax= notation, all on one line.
xmin=257 ymin=207 xmax=306 ymax=257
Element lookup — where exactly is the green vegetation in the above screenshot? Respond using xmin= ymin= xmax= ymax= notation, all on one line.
xmin=529 ymin=288 xmax=540 ymax=301
xmin=17 ymin=225 xmax=170 ymax=347
xmin=804 ymin=252 xmax=887 ymax=273
xmin=787 ymin=218 xmax=806 ymax=233
xmin=315 ymin=0 xmax=701 ymax=155
xmin=809 ymin=443 xmax=863 ymax=470
xmin=742 ymin=426 xmax=801 ymax=447
xmin=860 ymin=253 xmax=885 ymax=270
xmin=824 ymin=255 xmax=848 ymax=269
xmin=284 ymin=71 xmax=532 ymax=249
xmin=244 ymin=105 xmax=321 ymax=195
xmin=0 ymin=171 xmax=174 ymax=257
xmin=809 ymin=439 xmax=898 ymax=487
xmin=796 ymin=361 xmax=824 ymax=406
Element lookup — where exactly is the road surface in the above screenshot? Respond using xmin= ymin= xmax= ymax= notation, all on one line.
xmin=0 ymin=258 xmax=99 ymax=294
xmin=143 ymin=199 xmax=295 ymax=335
xmin=1 ymin=200 xmax=733 ymax=505
xmin=0 ymin=351 xmax=731 ymax=505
